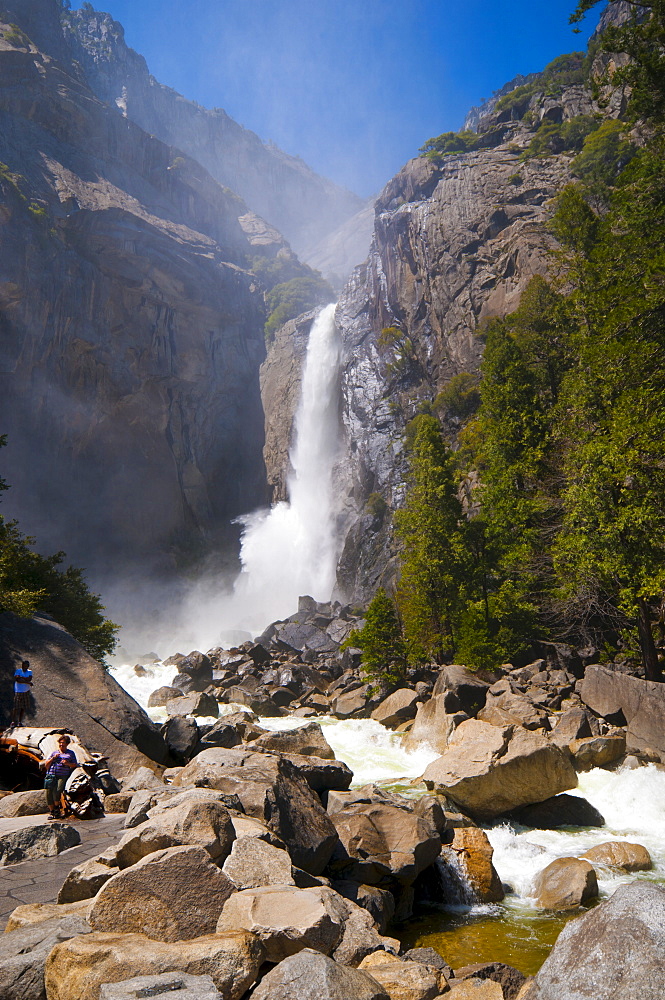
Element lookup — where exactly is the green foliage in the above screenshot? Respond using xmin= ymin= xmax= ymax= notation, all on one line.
xmin=377 ymin=326 xmax=405 ymax=350
xmin=420 ymin=131 xmax=480 ymax=161
xmin=434 ymin=373 xmax=481 ymax=421
xmin=571 ymin=120 xmax=636 ymax=202
xmin=264 ymin=275 xmax=334 ymax=341
xmin=522 ymin=115 xmax=599 ymax=160
xmin=365 ymin=492 xmax=388 ymax=519
xmin=249 ymin=253 xmax=307 ymax=293
xmin=0 ymin=442 xmax=118 ymax=661
xmin=495 ymin=53 xmax=587 ymax=119
xmin=507 ymin=172 xmax=522 ymax=186
xmin=28 ymin=202 xmax=48 ymax=222
xmin=2 ymin=23 xmax=31 ymax=47
xmin=346 ymin=589 xmax=406 ymax=686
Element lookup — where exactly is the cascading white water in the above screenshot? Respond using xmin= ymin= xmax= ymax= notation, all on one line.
xmin=230 ymin=302 xmax=342 ymax=632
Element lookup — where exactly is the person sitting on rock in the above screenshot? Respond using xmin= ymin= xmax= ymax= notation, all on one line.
xmin=41 ymin=734 xmax=78 ymax=820
xmin=10 ymin=659 xmax=33 ymax=728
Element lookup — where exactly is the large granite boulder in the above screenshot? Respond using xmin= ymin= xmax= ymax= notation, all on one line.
xmin=250 ymin=949 xmax=389 ymax=1000
xmin=525 ymin=881 xmax=665 ymax=999
xmin=58 ymin=856 xmax=118 ymax=903
xmin=0 ymin=789 xmax=48 ymax=817
xmin=581 ymin=841 xmax=652 ymax=872
xmin=0 ymin=822 xmax=80 ymax=866
xmin=5 ymin=899 xmax=92 ymax=933
xmin=580 ymin=664 xmax=665 ymax=761
xmin=569 ymin=734 xmax=626 ymax=771
xmin=89 ymin=845 xmax=237 ymax=941
xmin=0 ymin=914 xmax=92 ymax=1000
xmin=421 ymin=721 xmax=578 ymax=820
xmin=113 ymin=793 xmax=235 ymax=868
xmin=328 ymin=797 xmax=441 ymax=888
xmin=444 ymin=827 xmax=504 ymax=903
xmin=222 ymin=837 xmax=296 ymax=890
xmin=454 ymin=961 xmax=526 ymax=1000
xmin=45 ymin=930 xmax=264 ymax=1000
xmin=0 ymin=612 xmax=171 ymax=775
xmin=358 ymin=957 xmax=444 ymax=1000
xmin=172 ymin=748 xmax=338 ymax=874
xmin=532 ymin=857 xmax=598 ymax=911
xmin=431 ymin=665 xmax=489 ymax=716
xmin=370 ymin=689 xmax=420 ymax=728
xmin=404 ymin=696 xmax=468 ymax=753
xmin=245 ymin=721 xmax=336 ymax=759
xmin=99 ymin=972 xmax=222 ymax=1000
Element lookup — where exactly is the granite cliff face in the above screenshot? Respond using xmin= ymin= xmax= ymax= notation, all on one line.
xmin=58 ymin=6 xmax=362 ymax=259
xmin=329 ymin=73 xmax=624 ymax=602
xmin=0 ymin=4 xmax=274 ymax=577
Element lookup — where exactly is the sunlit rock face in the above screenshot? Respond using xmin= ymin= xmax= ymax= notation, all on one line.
xmin=59 ymin=7 xmax=362 ymax=259
xmin=0 ymin=6 xmax=270 ymax=576
xmin=331 ymin=76 xmax=619 ymax=602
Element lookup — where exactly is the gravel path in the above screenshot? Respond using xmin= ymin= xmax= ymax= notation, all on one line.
xmin=0 ymin=813 xmax=126 ymax=929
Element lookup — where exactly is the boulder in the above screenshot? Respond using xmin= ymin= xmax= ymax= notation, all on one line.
xmin=250 ymin=948 xmax=390 ymax=1000
xmin=454 ymin=962 xmax=526 ymax=1000
xmin=0 ymin=914 xmax=92 ymax=1000
xmin=0 ymin=611 xmax=172 ymax=775
xmin=444 ymin=828 xmax=504 ymax=903
xmin=370 ymin=689 xmax=420 ymax=728
xmin=332 ymin=902 xmax=397 ymax=967
xmin=222 ymin=837 xmax=296 ymax=889
xmin=45 ymin=930 xmax=264 ymax=1000
xmin=525 ymin=881 xmax=665 ymax=999
xmin=479 ymin=693 xmax=550 ymax=731
xmin=580 ymin=664 xmax=665 ymax=761
xmin=0 ymin=822 xmax=80 ymax=865
xmin=549 ymin=707 xmax=593 ymax=748
xmin=165 ymin=693 xmax=219 ymax=719
xmin=58 ymin=857 xmax=118 ymax=903
xmin=421 ymin=721 xmax=578 ymax=821
xmin=358 ymin=958 xmax=444 ymax=1000
xmin=161 ymin=716 xmax=200 ymax=764
xmin=121 ymin=767 xmax=166 ymax=794
xmin=216 ymin=884 xmax=349 ymax=963
xmin=89 ymin=846 xmax=237 ymax=941
xmin=274 ymin=753 xmax=353 ymax=794
xmin=333 ymin=687 xmax=370 ymax=718
xmin=147 ymin=686 xmax=184 ymax=708
xmin=245 ymin=721 xmax=336 ymax=759
xmin=331 ymin=881 xmax=395 ymax=934
xmin=449 ymin=978 xmax=503 ymax=998
xmin=569 ymin=734 xmax=626 ymax=771
xmin=431 ymin=665 xmax=489 ymax=716
xmin=198 ymin=721 xmax=244 ymax=750
xmin=532 ymin=857 xmax=598 ymax=910
xmin=104 ymin=792 xmax=133 ymax=813
xmin=230 ymin=814 xmax=287 ymax=848
xmin=510 ymin=793 xmax=605 ymax=829
xmin=403 ymin=948 xmax=452 ymax=978
xmin=329 ymin=799 xmax=441 ymax=888
xmin=581 ymin=841 xmax=652 ymax=872
xmin=172 ymin=748 xmax=338 ymax=874
xmin=5 ymin=899 xmax=91 ymax=932
xmin=0 ymin=788 xmax=48 ymax=817
xmin=114 ymin=793 xmax=235 ymax=868
xmin=404 ymin=696 xmax=468 ymax=753
xmin=99 ymin=972 xmax=222 ymax=1000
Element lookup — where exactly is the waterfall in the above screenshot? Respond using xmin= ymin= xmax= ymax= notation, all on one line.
xmin=230 ymin=302 xmax=342 ymax=632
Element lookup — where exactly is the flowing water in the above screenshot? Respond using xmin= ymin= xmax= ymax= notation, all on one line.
xmin=109 ymin=301 xmax=665 ymax=975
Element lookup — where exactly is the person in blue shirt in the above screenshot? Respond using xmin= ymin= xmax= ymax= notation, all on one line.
xmin=10 ymin=660 xmax=33 ymax=727
xmin=41 ymin=734 xmax=78 ymax=819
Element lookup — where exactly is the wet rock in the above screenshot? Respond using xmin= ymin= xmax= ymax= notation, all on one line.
xmin=99 ymin=972 xmax=222 ymax=1000
xmin=370 ymin=689 xmax=420 ymax=728
xmin=147 ymin=686 xmax=184 ymax=708
xmin=45 ymin=930 xmax=263 ymax=1000
xmin=569 ymin=734 xmax=626 ymax=771
xmin=581 ymin=841 xmax=652 ymax=872
xmin=444 ymin=828 xmax=504 ymax=903
xmin=172 ymin=748 xmax=338 ymax=874
xmin=510 ymin=793 xmax=605 ymax=829
xmin=222 ymin=836 xmax=296 ymax=889
xmin=250 ymin=948 xmax=390 ymax=1000
xmin=90 ymin=845 xmax=237 ymax=941
xmin=526 ymin=881 xmax=665 ymax=999
xmin=532 ymin=857 xmax=598 ymax=910
xmin=454 ymin=962 xmax=527 ymax=1000
xmin=421 ymin=720 xmax=578 ymax=821
xmin=0 ymin=914 xmax=92 ymax=1000
xmin=0 ymin=822 xmax=80 ymax=865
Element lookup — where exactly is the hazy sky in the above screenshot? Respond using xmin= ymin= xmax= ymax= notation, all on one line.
xmin=77 ymin=1 xmax=601 ymax=198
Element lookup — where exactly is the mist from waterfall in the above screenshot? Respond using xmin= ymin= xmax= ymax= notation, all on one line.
xmin=231 ymin=301 xmax=342 ymax=631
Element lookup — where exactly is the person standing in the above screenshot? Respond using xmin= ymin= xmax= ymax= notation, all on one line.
xmin=42 ymin=734 xmax=78 ymax=820
xmin=10 ymin=659 xmax=33 ymax=727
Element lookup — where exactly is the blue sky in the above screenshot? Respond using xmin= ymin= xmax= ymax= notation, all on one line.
xmin=75 ymin=1 xmax=601 ymax=198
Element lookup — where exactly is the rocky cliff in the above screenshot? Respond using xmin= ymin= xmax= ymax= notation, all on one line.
xmin=58 ymin=5 xmax=363 ymax=259
xmin=0 ymin=3 xmax=276 ymax=579
xmin=328 ymin=61 xmax=626 ymax=603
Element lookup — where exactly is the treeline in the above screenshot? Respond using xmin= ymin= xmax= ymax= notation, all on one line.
xmin=0 ymin=439 xmax=118 ymax=661
xmin=353 ymin=2 xmax=665 ymax=681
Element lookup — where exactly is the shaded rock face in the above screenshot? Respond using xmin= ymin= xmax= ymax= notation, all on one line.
xmin=0 ymin=611 xmax=171 ymax=774
xmin=580 ymin=664 xmax=665 ymax=762
xmin=0 ymin=8 xmax=268 ymax=579
xmin=59 ymin=7 xmax=362 ymax=258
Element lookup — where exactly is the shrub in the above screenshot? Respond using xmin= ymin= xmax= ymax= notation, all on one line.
xmin=345 ymin=589 xmax=406 ymax=685
xmin=264 ymin=275 xmax=334 ymax=340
